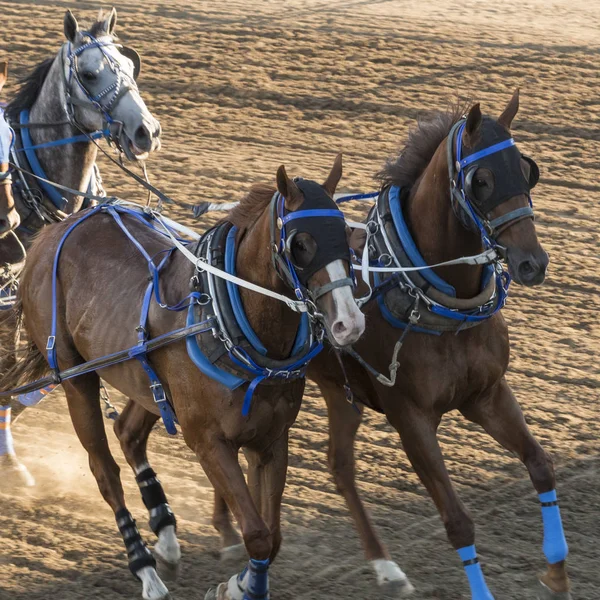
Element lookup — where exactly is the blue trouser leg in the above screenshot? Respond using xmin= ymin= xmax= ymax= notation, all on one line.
xmin=17 ymin=384 xmax=58 ymax=407
xmin=457 ymin=545 xmax=494 ymax=600
xmin=539 ymin=490 xmax=568 ymax=565
xmin=0 ymin=405 xmax=15 ymax=456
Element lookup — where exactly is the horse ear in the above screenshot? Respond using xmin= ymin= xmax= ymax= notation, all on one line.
xmin=0 ymin=61 xmax=7 ymax=92
xmin=64 ymin=9 xmax=79 ymax=42
xmin=323 ymin=153 xmax=343 ymax=196
xmin=102 ymin=7 xmax=118 ymax=36
xmin=276 ymin=165 xmax=303 ymax=211
xmin=464 ymin=103 xmax=482 ymax=141
xmin=498 ymin=88 xmax=519 ymax=130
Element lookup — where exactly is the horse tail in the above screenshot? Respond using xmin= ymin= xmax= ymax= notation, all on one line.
xmin=0 ymin=298 xmax=49 ymax=393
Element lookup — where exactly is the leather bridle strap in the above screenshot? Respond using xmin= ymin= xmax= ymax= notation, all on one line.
xmin=310 ymin=277 xmax=354 ymax=301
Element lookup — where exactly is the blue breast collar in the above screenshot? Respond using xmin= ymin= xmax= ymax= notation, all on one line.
xmin=388 ymin=185 xmax=457 ymax=297
xmin=388 ymin=185 xmax=493 ymax=297
xmin=185 ymin=226 xmax=311 ymax=392
xmin=19 ymin=110 xmax=67 ymax=210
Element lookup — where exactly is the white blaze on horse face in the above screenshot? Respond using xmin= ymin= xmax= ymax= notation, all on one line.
xmin=326 ymin=259 xmax=365 ymax=346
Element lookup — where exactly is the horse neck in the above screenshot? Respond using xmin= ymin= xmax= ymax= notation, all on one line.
xmin=405 ymin=142 xmax=484 ymax=298
xmin=235 ymin=208 xmax=301 ymax=360
xmin=27 ymin=49 xmax=98 ymax=214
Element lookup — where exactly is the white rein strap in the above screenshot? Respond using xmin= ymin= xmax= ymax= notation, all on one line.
xmin=153 ymin=213 xmax=310 ymax=313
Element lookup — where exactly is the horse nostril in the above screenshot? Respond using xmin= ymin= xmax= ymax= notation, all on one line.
xmin=332 ymin=321 xmax=347 ymax=337
xmin=0 ymin=219 xmax=8 ymax=232
xmin=519 ymin=260 xmax=536 ymax=279
xmin=134 ymin=124 xmax=151 ymax=149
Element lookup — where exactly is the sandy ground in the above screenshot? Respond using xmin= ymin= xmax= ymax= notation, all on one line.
xmin=1 ymin=1 xmax=599 ymax=599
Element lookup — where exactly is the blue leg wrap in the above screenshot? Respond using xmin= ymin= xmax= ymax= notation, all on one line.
xmin=539 ymin=490 xmax=568 ymax=564
xmin=457 ymin=546 xmax=494 ymax=600
xmin=0 ymin=405 xmax=15 ymax=456
xmin=243 ymin=558 xmax=269 ymax=600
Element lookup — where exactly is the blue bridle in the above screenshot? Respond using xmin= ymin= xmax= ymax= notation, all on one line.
xmin=66 ymin=33 xmax=138 ymax=127
xmin=275 ymin=193 xmax=355 ymax=304
xmin=451 ymin=119 xmax=535 ymax=248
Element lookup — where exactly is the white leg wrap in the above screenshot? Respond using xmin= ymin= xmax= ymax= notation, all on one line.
xmin=138 ymin=565 xmax=170 ymax=600
xmin=371 ymin=559 xmax=413 ymax=588
xmin=154 ymin=525 xmax=181 ymax=565
xmin=226 ymin=569 xmax=248 ymax=600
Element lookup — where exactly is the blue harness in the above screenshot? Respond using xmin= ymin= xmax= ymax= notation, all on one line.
xmin=42 ymin=194 xmax=346 ymax=431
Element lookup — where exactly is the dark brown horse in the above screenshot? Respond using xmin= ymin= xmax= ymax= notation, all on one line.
xmin=210 ymin=93 xmax=571 ymax=600
xmin=0 ymin=156 xmax=365 ymax=600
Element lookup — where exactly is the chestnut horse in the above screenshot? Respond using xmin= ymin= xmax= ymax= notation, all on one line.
xmin=209 ymin=93 xmax=571 ymax=599
xmin=308 ymin=94 xmax=569 ymax=599
xmin=0 ymin=156 xmax=365 ymax=600
xmin=0 ymin=8 xmax=161 ymax=486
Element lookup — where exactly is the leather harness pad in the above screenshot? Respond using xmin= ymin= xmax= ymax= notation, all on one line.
xmin=369 ymin=187 xmax=498 ymax=333
xmin=191 ymin=222 xmax=313 ymax=383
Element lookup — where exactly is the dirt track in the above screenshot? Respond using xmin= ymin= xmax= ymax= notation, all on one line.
xmin=1 ymin=1 xmax=599 ymax=599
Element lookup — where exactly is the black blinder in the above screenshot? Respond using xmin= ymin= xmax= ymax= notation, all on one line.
xmin=286 ymin=179 xmax=350 ymax=285
xmin=120 ymin=46 xmax=142 ymax=80
xmin=522 ymin=155 xmax=539 ymax=189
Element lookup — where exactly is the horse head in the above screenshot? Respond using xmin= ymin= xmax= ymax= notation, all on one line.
xmin=62 ymin=8 xmax=161 ymax=161
xmin=275 ymin=154 xmax=365 ymax=346
xmin=459 ymin=92 xmax=548 ymax=286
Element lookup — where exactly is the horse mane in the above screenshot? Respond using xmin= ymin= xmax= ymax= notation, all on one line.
xmin=227 ymin=183 xmax=276 ymax=233
xmin=6 ymin=16 xmax=116 ymax=121
xmin=377 ymin=104 xmax=467 ymax=188
xmin=6 ymin=58 xmax=54 ymax=121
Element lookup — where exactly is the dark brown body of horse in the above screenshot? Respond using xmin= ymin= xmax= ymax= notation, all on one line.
xmin=211 ymin=94 xmax=572 ymax=599
xmin=1 ymin=158 xmax=364 ymax=600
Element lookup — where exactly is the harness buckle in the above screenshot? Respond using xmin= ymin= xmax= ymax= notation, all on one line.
xmin=46 ymin=336 xmax=56 ymax=351
xmin=150 ymin=382 xmax=166 ymax=404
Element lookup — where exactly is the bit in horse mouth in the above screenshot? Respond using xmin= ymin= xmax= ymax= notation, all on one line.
xmin=121 ymin=133 xmax=149 ymax=161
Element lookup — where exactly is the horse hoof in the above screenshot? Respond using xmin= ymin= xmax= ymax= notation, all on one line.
xmin=0 ymin=454 xmax=36 ymax=488
xmin=156 ymin=553 xmax=181 ymax=582
xmin=204 ymin=582 xmax=228 ymax=600
xmin=220 ymin=543 xmax=247 ymax=564
xmin=537 ymin=580 xmax=572 ymax=600
xmin=371 ymin=560 xmax=415 ymax=598
xmin=138 ymin=565 xmax=171 ymax=600
xmin=380 ymin=578 xmax=415 ymax=598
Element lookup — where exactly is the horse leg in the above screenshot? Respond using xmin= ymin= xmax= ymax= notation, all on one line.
xmin=195 ymin=436 xmax=272 ymax=600
xmin=213 ymin=490 xmax=246 ymax=563
xmin=388 ymin=400 xmax=494 ymax=600
xmin=0 ymin=400 xmax=35 ymax=487
xmin=461 ymin=379 xmax=571 ymax=599
xmin=114 ymin=399 xmax=181 ymax=581
xmin=0 ymin=311 xmax=34 ymax=487
xmin=322 ymin=381 xmax=413 ymax=595
xmin=63 ymin=374 xmax=169 ymax=600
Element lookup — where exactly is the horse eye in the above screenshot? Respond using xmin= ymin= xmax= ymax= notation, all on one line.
xmin=81 ymin=71 xmax=97 ymax=83
xmin=294 ymin=240 xmax=308 ymax=253
xmin=475 ymin=178 xmax=488 ymax=187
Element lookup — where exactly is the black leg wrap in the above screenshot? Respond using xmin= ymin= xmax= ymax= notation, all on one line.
xmin=149 ymin=503 xmax=177 ymax=536
xmin=115 ymin=508 xmax=156 ymax=577
xmin=136 ymin=468 xmax=177 ymax=535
